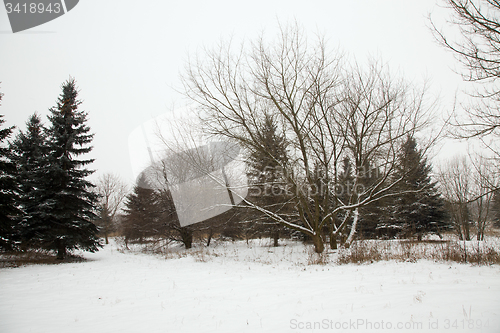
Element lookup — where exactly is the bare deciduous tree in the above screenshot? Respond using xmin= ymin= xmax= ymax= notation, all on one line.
xmin=95 ymin=173 xmax=128 ymax=244
xmin=329 ymin=62 xmax=432 ymax=247
xmin=438 ymin=157 xmax=473 ymax=240
xmin=469 ymin=155 xmax=497 ymax=239
xmin=437 ymin=155 xmax=497 ymax=240
xmin=432 ymin=0 xmax=500 ymax=86
xmin=431 ymin=0 xmax=500 ymax=159
xmin=182 ymin=24 xmax=436 ymax=252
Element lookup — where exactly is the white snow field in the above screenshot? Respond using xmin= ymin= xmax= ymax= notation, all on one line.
xmin=1 ymin=239 xmax=499 ymax=333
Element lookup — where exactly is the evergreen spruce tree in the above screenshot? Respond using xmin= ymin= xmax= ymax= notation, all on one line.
xmin=10 ymin=113 xmax=49 ymax=249
xmin=380 ymin=136 xmax=448 ymax=240
xmin=0 ymin=109 xmax=20 ymax=250
xmin=246 ymin=114 xmax=291 ymax=246
xmin=43 ymin=78 xmax=100 ymax=259
xmin=122 ymin=174 xmax=162 ymax=245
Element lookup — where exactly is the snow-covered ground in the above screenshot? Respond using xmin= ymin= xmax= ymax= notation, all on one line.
xmin=1 ymin=239 xmax=499 ymax=333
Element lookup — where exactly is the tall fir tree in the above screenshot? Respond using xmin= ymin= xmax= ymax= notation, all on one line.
xmin=246 ymin=114 xmax=291 ymax=246
xmin=0 ymin=107 xmax=20 ymax=250
xmin=380 ymin=136 xmax=448 ymax=240
xmin=42 ymin=78 xmax=100 ymax=259
xmin=10 ymin=113 xmax=49 ymax=248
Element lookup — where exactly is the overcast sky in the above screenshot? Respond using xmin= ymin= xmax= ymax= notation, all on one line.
xmin=0 ymin=0 xmax=466 ymax=185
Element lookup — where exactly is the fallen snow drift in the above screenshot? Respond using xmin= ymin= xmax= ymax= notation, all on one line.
xmin=0 ymin=239 xmax=499 ymax=333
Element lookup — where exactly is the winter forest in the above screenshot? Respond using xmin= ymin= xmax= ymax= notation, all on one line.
xmin=1 ymin=1 xmax=500 ymax=332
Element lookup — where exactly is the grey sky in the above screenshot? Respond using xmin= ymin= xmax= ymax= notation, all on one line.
xmin=0 ymin=0 xmax=464 ymax=184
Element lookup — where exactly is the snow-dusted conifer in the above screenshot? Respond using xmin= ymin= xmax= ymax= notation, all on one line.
xmin=0 ymin=109 xmax=20 ymax=250
xmin=10 ymin=113 xmax=50 ymax=248
xmin=122 ymin=174 xmax=162 ymax=244
xmin=246 ymin=114 xmax=291 ymax=246
xmin=380 ymin=136 xmax=448 ymax=239
xmin=42 ymin=78 xmax=100 ymax=259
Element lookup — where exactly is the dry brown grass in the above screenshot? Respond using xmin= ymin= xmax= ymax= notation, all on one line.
xmin=0 ymin=250 xmax=86 ymax=268
xmin=337 ymin=239 xmax=500 ymax=265
xmin=306 ymin=247 xmax=330 ymax=265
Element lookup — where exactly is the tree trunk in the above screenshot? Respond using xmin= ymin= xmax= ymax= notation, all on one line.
xmin=312 ymin=233 xmax=324 ymax=253
xmin=344 ymin=208 xmax=359 ymax=248
xmin=180 ymin=227 xmax=193 ymax=249
xmin=464 ymin=221 xmax=471 ymax=241
xmin=56 ymin=244 xmax=66 ymax=260
xmin=104 ymin=216 xmax=109 ymax=244
xmin=329 ymin=218 xmax=338 ymax=250
xmin=273 ymin=229 xmax=279 ymax=247
xmin=206 ymin=229 xmax=213 ymax=247
xmin=330 ymin=233 xmax=337 ymax=250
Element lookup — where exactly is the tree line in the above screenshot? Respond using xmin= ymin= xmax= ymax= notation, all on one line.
xmin=133 ymin=0 xmax=500 ymax=252
xmin=2 ymin=0 xmax=500 ymax=257
xmin=0 ymin=79 xmax=100 ymax=259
